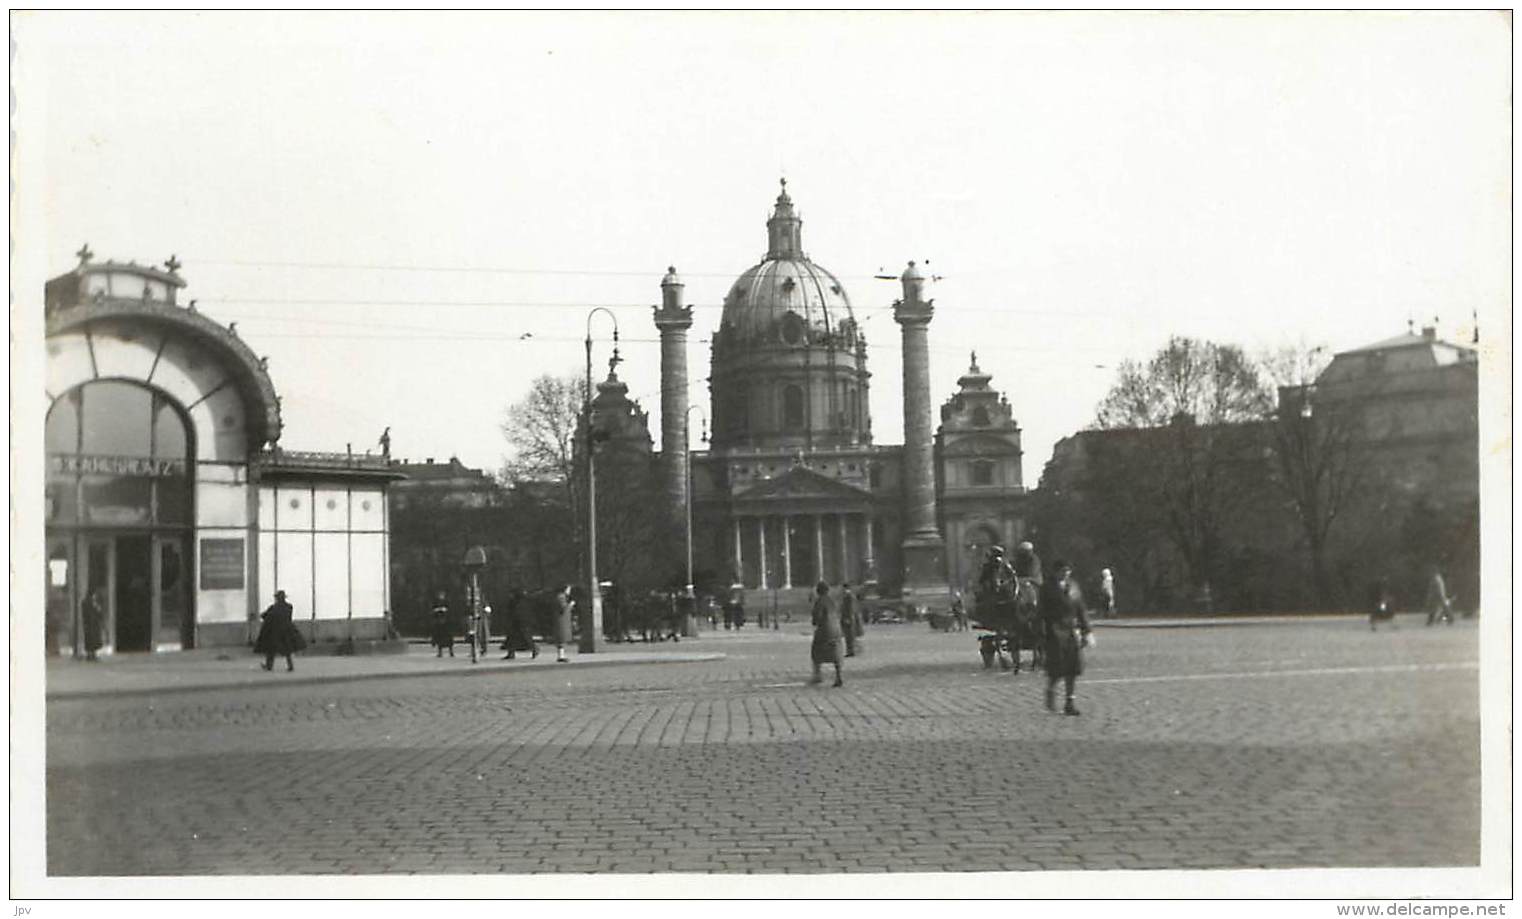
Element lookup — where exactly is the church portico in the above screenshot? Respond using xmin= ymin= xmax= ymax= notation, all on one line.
xmin=729 ymin=509 xmax=874 ymax=589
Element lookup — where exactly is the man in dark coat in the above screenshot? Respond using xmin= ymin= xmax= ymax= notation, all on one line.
xmin=977 ymin=546 xmax=1016 ymax=602
xmin=1039 ymin=561 xmax=1092 ymax=716
xmin=430 ymin=592 xmax=454 ymax=658
xmin=255 ymin=589 xmax=306 ymax=672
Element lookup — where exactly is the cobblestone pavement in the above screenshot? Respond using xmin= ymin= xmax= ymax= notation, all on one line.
xmin=45 ymin=617 xmax=1481 ymax=875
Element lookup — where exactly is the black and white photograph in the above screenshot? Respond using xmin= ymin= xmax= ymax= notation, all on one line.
xmin=8 ymin=10 xmax=1512 ymax=905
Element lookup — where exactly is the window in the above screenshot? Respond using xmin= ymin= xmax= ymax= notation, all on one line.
xmin=971 ymin=406 xmax=991 ymax=427
xmin=783 ymin=384 xmax=804 ymax=431
xmin=970 ymin=461 xmax=995 ymax=486
xmin=47 ymin=381 xmax=192 ymax=528
xmin=81 ymin=380 xmax=153 ymax=457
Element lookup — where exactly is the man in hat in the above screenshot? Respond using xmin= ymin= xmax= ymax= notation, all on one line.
xmin=1039 ymin=560 xmax=1093 ymax=716
xmin=430 ymin=591 xmax=454 ymax=658
xmin=1012 ymin=541 xmax=1044 ymax=586
xmin=255 ymin=589 xmax=305 ymax=672
xmin=977 ymin=546 xmax=1016 ymax=601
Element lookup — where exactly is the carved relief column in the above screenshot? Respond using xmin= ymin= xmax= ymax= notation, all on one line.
xmin=893 ymin=261 xmax=946 ymax=595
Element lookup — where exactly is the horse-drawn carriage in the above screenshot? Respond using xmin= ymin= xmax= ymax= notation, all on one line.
xmin=972 ymin=571 xmax=1043 ymax=672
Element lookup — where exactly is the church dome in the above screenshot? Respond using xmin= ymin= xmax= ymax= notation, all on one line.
xmin=709 ymin=181 xmax=871 ymax=452
xmin=719 ymin=179 xmax=856 ymax=343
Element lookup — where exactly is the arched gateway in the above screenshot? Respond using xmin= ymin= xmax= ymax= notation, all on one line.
xmin=43 ymin=253 xmax=400 ymax=654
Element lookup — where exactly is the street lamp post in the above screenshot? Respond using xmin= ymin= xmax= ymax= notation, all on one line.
xmin=583 ymin=307 xmax=620 ymax=654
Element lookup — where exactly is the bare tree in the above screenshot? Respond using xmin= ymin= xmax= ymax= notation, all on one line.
xmin=1259 ymin=344 xmax=1371 ymax=608
xmin=501 ymin=373 xmax=584 ymax=501
xmin=1093 ymin=336 xmax=1272 ymax=606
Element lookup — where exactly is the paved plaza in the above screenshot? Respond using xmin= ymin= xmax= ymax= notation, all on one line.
xmin=44 ymin=617 xmax=1480 ymax=876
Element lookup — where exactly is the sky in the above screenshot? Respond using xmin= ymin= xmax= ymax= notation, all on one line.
xmin=14 ymin=11 xmax=1511 ymax=480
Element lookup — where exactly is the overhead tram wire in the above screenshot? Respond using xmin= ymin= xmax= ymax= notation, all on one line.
xmin=199 ymin=294 xmax=1153 ymax=322
xmin=188 ymin=257 xmax=895 ymax=284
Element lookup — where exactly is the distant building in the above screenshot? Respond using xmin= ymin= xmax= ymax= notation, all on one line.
xmin=585 ymin=181 xmax=1030 ymax=609
xmin=43 ymin=251 xmax=400 ymax=653
xmin=385 ymin=456 xmax=577 ymax=634
xmin=1036 ymin=325 xmax=1480 ymax=613
xmin=389 ymin=455 xmax=502 ymax=510
xmin=1308 ymin=324 xmax=1479 ymax=504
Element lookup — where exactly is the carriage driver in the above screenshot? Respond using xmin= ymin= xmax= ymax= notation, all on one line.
xmin=977 ymin=546 xmax=1017 ymax=599
xmin=1012 ymin=541 xmax=1044 ymax=585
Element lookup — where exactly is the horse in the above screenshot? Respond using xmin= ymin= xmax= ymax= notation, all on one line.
xmin=972 ymin=572 xmax=1045 ymax=673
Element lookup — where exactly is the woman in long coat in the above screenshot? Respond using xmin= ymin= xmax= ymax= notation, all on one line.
xmin=499 ymin=589 xmax=539 ymax=660
xmin=255 ymin=589 xmax=307 ymax=672
xmin=839 ymin=582 xmax=864 ymax=657
xmin=1039 ymin=561 xmax=1092 ymax=716
xmin=810 ymin=580 xmax=844 ymax=687
xmin=555 ymin=585 xmax=574 ymax=662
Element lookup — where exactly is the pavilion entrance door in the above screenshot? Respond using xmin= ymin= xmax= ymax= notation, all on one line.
xmin=73 ymin=532 xmax=187 ymax=653
xmin=113 ymin=535 xmax=154 ymax=652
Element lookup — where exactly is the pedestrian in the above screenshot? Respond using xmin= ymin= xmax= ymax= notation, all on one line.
xmin=1369 ymin=577 xmax=1396 ymax=631
xmin=809 ymin=580 xmax=845 ymax=687
xmin=1097 ymin=568 xmax=1116 ymax=619
xmin=725 ymin=588 xmax=746 ymax=630
xmin=430 ymin=591 xmax=454 ymax=658
xmin=555 ymin=585 xmax=574 ymax=662
xmin=839 ymin=582 xmax=864 ymax=657
xmin=500 ymin=589 xmax=539 ymax=660
xmin=1039 ymin=561 xmax=1093 ymax=716
xmin=254 ymin=589 xmax=307 ymax=672
xmin=81 ymin=586 xmax=106 ymax=661
xmin=1425 ymin=567 xmax=1455 ymax=626
xmin=950 ymin=590 xmax=968 ymax=631
xmin=1012 ymin=540 xmax=1044 ymax=585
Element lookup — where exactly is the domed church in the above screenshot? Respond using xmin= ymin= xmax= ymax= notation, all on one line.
xmin=621 ymin=180 xmax=1032 ymax=607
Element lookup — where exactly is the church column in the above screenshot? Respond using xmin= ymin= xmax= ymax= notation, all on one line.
xmin=756 ymin=518 xmax=768 ymax=589
xmin=863 ymin=515 xmax=876 ymax=581
xmin=814 ymin=515 xmax=825 ymax=586
xmin=781 ymin=516 xmax=793 ymax=588
xmin=732 ymin=518 xmax=743 ymax=586
xmin=837 ymin=514 xmax=849 ymax=583
xmin=893 ymin=261 xmax=946 ymax=593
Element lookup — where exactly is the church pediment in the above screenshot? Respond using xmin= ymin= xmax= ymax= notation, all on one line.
xmin=732 ymin=465 xmax=871 ymax=502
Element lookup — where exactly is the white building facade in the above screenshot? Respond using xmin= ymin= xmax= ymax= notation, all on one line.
xmin=43 ymin=252 xmax=398 ymax=654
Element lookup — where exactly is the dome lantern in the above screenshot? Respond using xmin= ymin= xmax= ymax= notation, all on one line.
xmin=766 ymin=178 xmax=804 ymax=260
